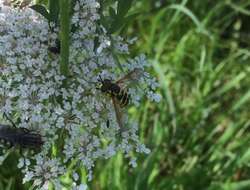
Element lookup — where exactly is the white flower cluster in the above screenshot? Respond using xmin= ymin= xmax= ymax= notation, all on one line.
xmin=0 ymin=0 xmax=160 ymax=189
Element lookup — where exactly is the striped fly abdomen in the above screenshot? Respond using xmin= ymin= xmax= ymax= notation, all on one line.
xmin=98 ymin=77 xmax=131 ymax=107
xmin=116 ymin=88 xmax=130 ymax=107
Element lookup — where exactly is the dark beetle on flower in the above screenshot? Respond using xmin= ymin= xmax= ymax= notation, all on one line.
xmin=0 ymin=113 xmax=44 ymax=149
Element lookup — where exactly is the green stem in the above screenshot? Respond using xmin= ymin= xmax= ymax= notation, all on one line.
xmin=59 ymin=0 xmax=71 ymax=84
xmin=49 ymin=0 xmax=59 ymax=23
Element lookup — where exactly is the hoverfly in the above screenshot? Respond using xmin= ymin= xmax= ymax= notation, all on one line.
xmin=0 ymin=113 xmax=44 ymax=149
xmin=97 ymin=68 xmax=144 ymax=129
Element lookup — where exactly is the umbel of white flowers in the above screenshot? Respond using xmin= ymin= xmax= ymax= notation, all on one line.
xmin=0 ymin=0 xmax=160 ymax=189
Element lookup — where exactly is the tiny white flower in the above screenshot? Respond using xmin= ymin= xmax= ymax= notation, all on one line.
xmin=73 ymin=172 xmax=79 ymax=181
xmin=78 ymin=184 xmax=88 ymax=190
xmin=153 ymin=93 xmax=162 ymax=102
xmin=23 ymin=171 xmax=34 ymax=183
xmin=0 ymin=0 xmax=157 ymax=187
xmin=129 ymin=158 xmax=137 ymax=168
xmin=18 ymin=158 xmax=25 ymax=168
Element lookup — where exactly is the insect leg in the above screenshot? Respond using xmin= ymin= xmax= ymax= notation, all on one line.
xmin=106 ymin=120 xmax=110 ymax=128
xmin=111 ymin=97 xmax=124 ymax=130
xmin=20 ymin=127 xmax=31 ymax=133
xmin=3 ymin=112 xmax=17 ymax=128
xmin=18 ymin=146 xmax=27 ymax=157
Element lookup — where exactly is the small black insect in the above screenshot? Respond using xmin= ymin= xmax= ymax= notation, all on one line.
xmin=97 ymin=68 xmax=143 ymax=129
xmin=48 ymin=39 xmax=61 ymax=54
xmin=0 ymin=113 xmax=43 ymax=149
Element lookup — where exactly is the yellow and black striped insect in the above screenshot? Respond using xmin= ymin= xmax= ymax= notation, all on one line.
xmin=0 ymin=113 xmax=44 ymax=149
xmin=97 ymin=68 xmax=144 ymax=129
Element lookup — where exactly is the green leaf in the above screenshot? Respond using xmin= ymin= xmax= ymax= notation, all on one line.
xmin=117 ymin=0 xmax=134 ymax=17
xmin=30 ymin=4 xmax=50 ymax=21
xmin=106 ymin=0 xmax=135 ymax=34
xmin=232 ymin=90 xmax=250 ymax=111
xmin=109 ymin=7 xmax=117 ymax=18
xmin=49 ymin=0 xmax=60 ymax=23
xmin=109 ymin=13 xmax=137 ymax=34
xmin=120 ymin=12 xmax=139 ymax=31
xmin=109 ymin=17 xmax=123 ymax=34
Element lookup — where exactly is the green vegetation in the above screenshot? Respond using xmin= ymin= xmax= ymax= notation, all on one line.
xmin=90 ymin=0 xmax=250 ymax=189
xmin=1 ymin=0 xmax=250 ymax=189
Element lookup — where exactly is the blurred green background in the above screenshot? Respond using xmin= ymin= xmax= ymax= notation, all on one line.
xmin=1 ymin=0 xmax=250 ymax=189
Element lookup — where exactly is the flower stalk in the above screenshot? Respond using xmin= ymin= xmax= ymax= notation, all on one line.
xmin=59 ymin=0 xmax=71 ymax=83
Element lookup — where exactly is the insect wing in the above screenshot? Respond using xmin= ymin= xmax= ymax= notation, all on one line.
xmin=115 ymin=68 xmax=144 ymax=87
xmin=21 ymin=132 xmax=44 ymax=148
xmin=112 ymin=97 xmax=124 ymax=129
